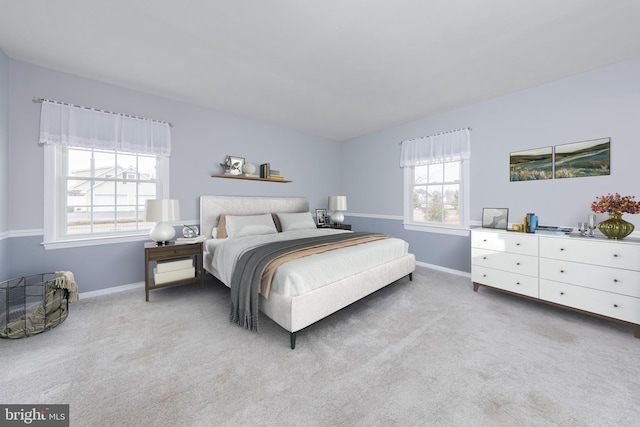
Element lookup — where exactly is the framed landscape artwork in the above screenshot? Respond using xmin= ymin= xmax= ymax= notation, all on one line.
xmin=554 ymin=137 xmax=610 ymax=179
xmin=509 ymin=147 xmax=553 ymax=181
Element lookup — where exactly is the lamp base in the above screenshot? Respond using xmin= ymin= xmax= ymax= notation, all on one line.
xmin=330 ymin=211 xmax=345 ymax=225
xmin=150 ymin=221 xmax=176 ymax=244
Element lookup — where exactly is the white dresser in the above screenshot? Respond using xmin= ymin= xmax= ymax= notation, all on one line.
xmin=471 ymin=228 xmax=640 ymax=338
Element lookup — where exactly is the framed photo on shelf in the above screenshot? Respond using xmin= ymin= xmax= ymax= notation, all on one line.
xmin=226 ymin=155 xmax=245 ymax=175
xmin=482 ymin=208 xmax=509 ymax=230
xmin=315 ymin=209 xmax=328 ymax=226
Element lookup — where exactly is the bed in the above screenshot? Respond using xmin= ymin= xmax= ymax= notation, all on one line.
xmin=200 ymin=195 xmax=416 ymax=348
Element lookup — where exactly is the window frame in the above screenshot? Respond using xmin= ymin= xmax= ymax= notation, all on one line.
xmin=43 ymin=144 xmax=169 ymax=249
xmin=403 ymin=158 xmax=470 ymax=236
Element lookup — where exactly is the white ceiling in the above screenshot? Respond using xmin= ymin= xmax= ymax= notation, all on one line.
xmin=1 ymin=1 xmax=640 ymax=141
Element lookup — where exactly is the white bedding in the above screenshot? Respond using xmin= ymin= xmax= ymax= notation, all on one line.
xmin=206 ymin=228 xmax=410 ymax=297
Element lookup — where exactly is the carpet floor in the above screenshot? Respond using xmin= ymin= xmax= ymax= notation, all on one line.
xmin=1 ymin=266 xmax=638 ymax=426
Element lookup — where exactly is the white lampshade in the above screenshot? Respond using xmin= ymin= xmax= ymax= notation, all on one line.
xmin=144 ymin=199 xmax=180 ymax=245
xmin=328 ymin=196 xmax=347 ymax=225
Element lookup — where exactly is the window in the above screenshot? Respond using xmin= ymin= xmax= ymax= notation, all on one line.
xmin=404 ymin=160 xmax=469 ymax=234
xmin=38 ymin=99 xmax=171 ymax=248
xmin=44 ymin=145 xmax=169 ymax=247
xmin=401 ymin=128 xmax=470 ymax=235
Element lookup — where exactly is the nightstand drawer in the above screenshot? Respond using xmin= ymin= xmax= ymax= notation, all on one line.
xmin=146 ymin=243 xmax=201 ymax=261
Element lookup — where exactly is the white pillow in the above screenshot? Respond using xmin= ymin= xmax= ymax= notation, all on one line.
xmin=225 ymin=214 xmax=278 ymax=238
xmin=277 ymin=212 xmax=317 ymax=232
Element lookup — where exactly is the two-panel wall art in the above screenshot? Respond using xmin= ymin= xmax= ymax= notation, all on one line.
xmin=509 ymin=137 xmax=610 ymax=182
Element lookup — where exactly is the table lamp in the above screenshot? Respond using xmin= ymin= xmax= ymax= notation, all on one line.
xmin=144 ymin=199 xmax=180 ymax=245
xmin=328 ymin=196 xmax=347 ymax=225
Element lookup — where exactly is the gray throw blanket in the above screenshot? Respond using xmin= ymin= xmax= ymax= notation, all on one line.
xmin=229 ymin=232 xmax=387 ymax=331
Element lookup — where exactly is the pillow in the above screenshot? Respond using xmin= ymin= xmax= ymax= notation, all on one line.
xmin=276 ymin=212 xmax=317 ymax=232
xmin=271 ymin=213 xmax=283 ymax=232
xmin=224 ymin=213 xmax=278 ymax=238
xmin=215 ymin=215 xmax=228 ymax=239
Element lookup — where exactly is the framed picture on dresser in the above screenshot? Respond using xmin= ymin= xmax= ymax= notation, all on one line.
xmin=482 ymin=208 xmax=509 ymax=230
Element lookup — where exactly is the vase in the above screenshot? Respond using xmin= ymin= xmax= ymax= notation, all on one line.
xmin=597 ymin=213 xmax=634 ymax=240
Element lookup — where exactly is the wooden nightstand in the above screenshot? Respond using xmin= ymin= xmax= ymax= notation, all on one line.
xmin=144 ymin=241 xmax=204 ymax=301
xmin=317 ymin=224 xmax=352 ymax=230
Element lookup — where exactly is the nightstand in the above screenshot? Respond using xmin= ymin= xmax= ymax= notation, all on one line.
xmin=317 ymin=224 xmax=352 ymax=230
xmin=144 ymin=241 xmax=204 ymax=301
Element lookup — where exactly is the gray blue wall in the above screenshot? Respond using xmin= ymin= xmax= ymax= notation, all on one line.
xmin=3 ymin=51 xmax=640 ymax=290
xmin=342 ymin=57 xmax=640 ymax=272
xmin=4 ymin=59 xmax=341 ymax=291
xmin=0 ymin=50 xmax=9 ymax=280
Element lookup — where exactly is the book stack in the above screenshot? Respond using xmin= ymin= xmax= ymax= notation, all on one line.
xmin=270 ymin=173 xmax=285 ymax=181
xmin=260 ymin=163 xmax=270 ymax=179
xmin=175 ymin=235 xmax=207 ymax=244
xmin=534 ymin=225 xmax=573 ymax=235
xmin=154 ymin=258 xmax=194 ymax=284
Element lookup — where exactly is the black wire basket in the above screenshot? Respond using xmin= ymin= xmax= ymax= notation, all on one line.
xmin=0 ymin=273 xmax=70 ymax=339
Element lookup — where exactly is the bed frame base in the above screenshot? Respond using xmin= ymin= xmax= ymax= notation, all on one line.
xmin=287 ymin=272 xmax=413 ymax=349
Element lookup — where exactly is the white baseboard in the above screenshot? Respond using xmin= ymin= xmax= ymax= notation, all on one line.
xmin=416 ymin=260 xmax=470 ymax=278
xmin=80 ymin=281 xmax=144 ymax=299
xmin=78 ymin=262 xmax=468 ymax=299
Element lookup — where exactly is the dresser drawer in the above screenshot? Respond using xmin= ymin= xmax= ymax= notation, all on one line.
xmin=473 ymin=266 xmax=538 ymax=298
xmin=539 ymin=279 xmax=640 ymax=324
xmin=472 ymin=248 xmax=538 ymax=277
xmin=539 ymin=236 xmax=640 ymax=271
xmin=540 ymin=258 xmax=640 ymax=298
xmin=472 ymin=230 xmax=538 ymax=256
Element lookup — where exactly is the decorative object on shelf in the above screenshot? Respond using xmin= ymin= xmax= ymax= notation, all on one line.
xmin=181 ymin=224 xmax=199 ymax=238
xmin=220 ymin=155 xmax=245 ymax=175
xmin=481 ymin=208 xmax=509 ymax=230
xmin=260 ymin=163 xmax=271 ymax=179
xmin=145 ymin=199 xmax=180 ymax=245
xmin=328 ymin=196 xmax=347 ymax=225
xmin=242 ymin=162 xmax=257 ymax=176
xmin=315 ymin=209 xmax=328 ymax=226
xmin=591 ymin=193 xmax=640 ymax=240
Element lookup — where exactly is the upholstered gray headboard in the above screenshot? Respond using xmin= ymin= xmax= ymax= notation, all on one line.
xmin=199 ymin=195 xmax=310 ymax=238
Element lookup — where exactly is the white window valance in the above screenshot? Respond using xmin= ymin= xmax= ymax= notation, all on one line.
xmin=39 ymin=100 xmax=171 ymax=156
xmin=400 ymin=128 xmax=470 ymax=167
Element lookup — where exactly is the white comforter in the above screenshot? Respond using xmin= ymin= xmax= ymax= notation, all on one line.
xmin=206 ymin=229 xmax=409 ymax=297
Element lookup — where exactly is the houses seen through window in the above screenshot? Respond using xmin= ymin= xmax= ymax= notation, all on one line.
xmin=64 ymin=147 xmax=158 ymax=236
xmin=410 ymin=161 xmax=461 ymax=226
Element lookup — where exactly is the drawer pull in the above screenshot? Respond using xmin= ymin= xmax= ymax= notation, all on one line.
xmin=560 ymin=292 xmax=565 ymax=295
xmin=483 ymin=274 xmax=487 ymax=278
xmin=613 ymin=279 xmax=619 ymax=283
xmin=516 ymin=243 xmax=521 ymax=246
xmin=516 ymin=282 xmax=520 ymax=285
xmin=614 ymin=304 xmax=619 ymax=308
xmin=560 ymin=270 xmax=565 ymax=273
xmin=483 ymin=256 xmax=487 ymax=260
xmin=483 ymin=239 xmax=487 ymax=242
xmin=516 ymin=262 xmax=520 ymax=265
xmin=613 ymin=254 xmax=619 ymax=258
xmin=560 ymin=248 xmax=565 ymax=251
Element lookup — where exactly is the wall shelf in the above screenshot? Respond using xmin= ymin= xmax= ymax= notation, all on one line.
xmin=212 ymin=174 xmax=292 ymax=183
